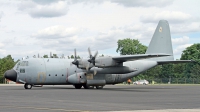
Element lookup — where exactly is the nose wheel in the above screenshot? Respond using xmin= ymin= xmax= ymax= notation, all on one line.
xmin=24 ymin=83 xmax=32 ymax=89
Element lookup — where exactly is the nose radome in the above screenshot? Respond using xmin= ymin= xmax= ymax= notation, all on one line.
xmin=4 ymin=69 xmax=17 ymax=82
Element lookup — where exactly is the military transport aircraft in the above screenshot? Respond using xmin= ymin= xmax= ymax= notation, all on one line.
xmin=4 ymin=20 xmax=192 ymax=89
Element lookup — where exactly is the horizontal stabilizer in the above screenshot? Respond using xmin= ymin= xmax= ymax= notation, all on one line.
xmin=157 ymin=60 xmax=194 ymax=65
xmin=113 ymin=54 xmax=171 ymax=62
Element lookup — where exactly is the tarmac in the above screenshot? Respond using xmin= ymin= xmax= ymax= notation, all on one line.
xmin=0 ymin=84 xmax=200 ymax=112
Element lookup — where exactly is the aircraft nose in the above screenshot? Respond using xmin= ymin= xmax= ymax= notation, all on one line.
xmin=4 ymin=69 xmax=17 ymax=82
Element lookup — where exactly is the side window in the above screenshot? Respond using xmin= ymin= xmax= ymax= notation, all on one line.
xmin=20 ymin=68 xmax=25 ymax=73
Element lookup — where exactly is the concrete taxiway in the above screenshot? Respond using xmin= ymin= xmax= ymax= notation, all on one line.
xmin=0 ymin=84 xmax=200 ymax=112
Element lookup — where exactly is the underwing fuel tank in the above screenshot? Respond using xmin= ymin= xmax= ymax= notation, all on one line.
xmin=67 ymin=72 xmax=86 ymax=84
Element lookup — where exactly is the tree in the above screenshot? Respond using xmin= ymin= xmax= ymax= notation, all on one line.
xmin=116 ymin=38 xmax=147 ymax=55
xmin=71 ymin=55 xmax=74 ymax=59
xmin=181 ymin=43 xmax=200 ymax=62
xmin=142 ymin=66 xmax=162 ymax=79
xmin=67 ymin=56 xmax=70 ymax=59
xmin=0 ymin=55 xmax=16 ymax=78
xmin=160 ymin=64 xmax=173 ymax=78
xmin=43 ymin=55 xmax=48 ymax=58
xmin=180 ymin=43 xmax=200 ymax=78
xmin=173 ymin=63 xmax=185 ymax=78
xmin=53 ymin=54 xmax=58 ymax=58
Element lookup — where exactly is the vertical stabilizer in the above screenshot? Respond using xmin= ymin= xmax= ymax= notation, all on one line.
xmin=145 ymin=20 xmax=174 ymax=61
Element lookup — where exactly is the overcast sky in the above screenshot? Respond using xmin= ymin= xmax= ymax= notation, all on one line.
xmin=0 ymin=0 xmax=199 ymax=60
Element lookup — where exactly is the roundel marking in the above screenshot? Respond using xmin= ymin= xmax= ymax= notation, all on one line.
xmin=159 ymin=27 xmax=162 ymax=32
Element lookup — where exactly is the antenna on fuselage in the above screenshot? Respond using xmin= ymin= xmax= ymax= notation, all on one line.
xmin=62 ymin=54 xmax=64 ymax=59
xmin=50 ymin=52 xmax=52 ymax=58
xmin=22 ymin=57 xmax=25 ymax=60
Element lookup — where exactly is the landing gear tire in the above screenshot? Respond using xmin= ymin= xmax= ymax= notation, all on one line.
xmin=74 ymin=84 xmax=82 ymax=89
xmin=96 ymin=85 xmax=104 ymax=89
xmin=83 ymin=84 xmax=94 ymax=89
xmin=24 ymin=83 xmax=32 ymax=89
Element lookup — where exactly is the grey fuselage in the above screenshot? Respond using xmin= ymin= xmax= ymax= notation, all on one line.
xmin=13 ymin=58 xmax=157 ymax=86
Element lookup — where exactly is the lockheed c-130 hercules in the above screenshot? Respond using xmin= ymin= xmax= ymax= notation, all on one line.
xmin=4 ymin=20 xmax=192 ymax=89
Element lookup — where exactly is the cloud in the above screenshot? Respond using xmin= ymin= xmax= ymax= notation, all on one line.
xmin=0 ymin=11 xmax=4 ymax=21
xmin=170 ymin=22 xmax=200 ymax=34
xmin=31 ymin=23 xmax=155 ymax=57
xmin=0 ymin=42 xmax=6 ymax=57
xmin=172 ymin=36 xmax=189 ymax=45
xmin=0 ymin=49 xmax=6 ymax=56
xmin=123 ymin=24 xmax=143 ymax=32
xmin=32 ymin=26 xmax=81 ymax=39
xmin=68 ymin=0 xmax=104 ymax=4
xmin=110 ymin=0 xmax=174 ymax=7
xmin=140 ymin=11 xmax=200 ymax=34
xmin=32 ymin=26 xmax=86 ymax=53
xmin=140 ymin=11 xmax=191 ymax=24
xmin=18 ymin=1 xmax=68 ymax=18
xmin=0 ymin=42 xmax=4 ymax=48
xmin=31 ymin=25 xmax=127 ymax=55
xmin=32 ymin=0 xmax=62 ymax=5
xmin=173 ymin=44 xmax=192 ymax=55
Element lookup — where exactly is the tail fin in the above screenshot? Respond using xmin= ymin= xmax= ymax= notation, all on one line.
xmin=145 ymin=20 xmax=174 ymax=61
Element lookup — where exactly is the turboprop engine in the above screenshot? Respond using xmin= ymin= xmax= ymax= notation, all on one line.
xmin=72 ymin=48 xmax=121 ymax=69
xmin=94 ymin=57 xmax=120 ymax=68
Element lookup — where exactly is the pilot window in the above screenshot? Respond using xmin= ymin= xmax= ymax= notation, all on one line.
xmin=20 ymin=61 xmax=28 ymax=66
xmin=14 ymin=62 xmax=20 ymax=70
xmin=20 ymin=68 xmax=25 ymax=73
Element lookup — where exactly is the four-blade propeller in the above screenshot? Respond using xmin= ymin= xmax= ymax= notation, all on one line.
xmin=71 ymin=48 xmax=98 ymax=74
xmin=87 ymin=47 xmax=98 ymax=66
xmin=72 ymin=49 xmax=79 ymax=67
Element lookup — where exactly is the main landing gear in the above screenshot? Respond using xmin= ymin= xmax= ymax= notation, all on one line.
xmin=24 ymin=83 xmax=32 ymax=89
xmin=74 ymin=84 xmax=104 ymax=89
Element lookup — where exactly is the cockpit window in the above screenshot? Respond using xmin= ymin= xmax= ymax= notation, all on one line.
xmin=13 ymin=61 xmax=28 ymax=70
xmin=20 ymin=61 xmax=28 ymax=66
xmin=13 ymin=62 xmax=20 ymax=70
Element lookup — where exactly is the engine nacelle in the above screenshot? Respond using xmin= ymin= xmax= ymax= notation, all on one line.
xmin=76 ymin=59 xmax=93 ymax=69
xmin=67 ymin=72 xmax=87 ymax=84
xmin=95 ymin=57 xmax=120 ymax=68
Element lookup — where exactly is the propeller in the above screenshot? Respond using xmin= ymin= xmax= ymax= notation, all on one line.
xmin=72 ymin=49 xmax=79 ymax=67
xmin=87 ymin=47 xmax=98 ymax=74
xmin=87 ymin=47 xmax=98 ymax=66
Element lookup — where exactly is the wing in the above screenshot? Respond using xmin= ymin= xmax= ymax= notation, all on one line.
xmin=112 ymin=54 xmax=171 ymax=62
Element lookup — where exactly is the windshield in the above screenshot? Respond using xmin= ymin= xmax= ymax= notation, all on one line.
xmin=20 ymin=61 xmax=28 ymax=66
xmin=13 ymin=61 xmax=20 ymax=70
xmin=13 ymin=61 xmax=28 ymax=70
